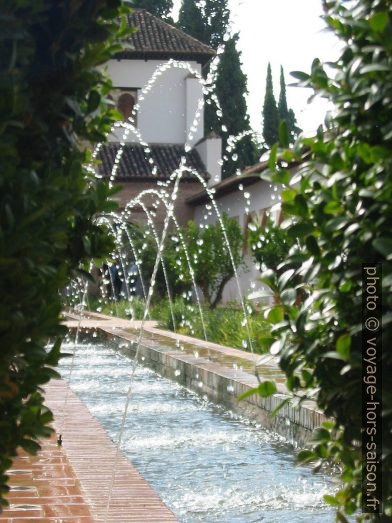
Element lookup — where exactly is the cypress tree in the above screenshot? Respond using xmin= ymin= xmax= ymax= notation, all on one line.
xmin=278 ymin=66 xmax=301 ymax=144
xmin=288 ymin=109 xmax=301 ymax=141
xmin=204 ymin=0 xmax=230 ymax=49
xmin=278 ymin=66 xmax=289 ymax=125
xmin=178 ymin=0 xmax=258 ymax=175
xmin=262 ymin=63 xmax=279 ymax=147
xmin=131 ymin=0 xmax=173 ymax=19
xmin=178 ymin=0 xmax=229 ymax=49
xmin=178 ymin=0 xmax=206 ymax=43
xmin=214 ymin=34 xmax=258 ymax=177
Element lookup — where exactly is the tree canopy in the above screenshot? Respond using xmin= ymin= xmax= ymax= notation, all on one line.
xmin=213 ymin=34 xmax=258 ymax=177
xmin=178 ymin=0 xmax=206 ymax=43
xmin=262 ymin=63 xmax=279 ymax=147
xmin=131 ymin=0 xmax=173 ymax=19
xmin=178 ymin=0 xmax=257 ymax=176
xmin=263 ymin=64 xmax=300 ymax=147
xmin=179 ymin=215 xmax=244 ymax=309
xmin=278 ymin=66 xmax=301 ymax=144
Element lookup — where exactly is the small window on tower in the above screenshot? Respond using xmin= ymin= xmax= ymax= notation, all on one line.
xmin=117 ymin=92 xmax=135 ymax=121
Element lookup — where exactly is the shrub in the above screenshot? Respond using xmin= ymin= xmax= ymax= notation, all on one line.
xmin=178 ymin=214 xmax=245 ymax=309
xmin=259 ymin=0 xmax=392 ymax=519
xmin=155 ymin=300 xmax=270 ymax=353
xmin=0 ymin=0 xmax=131 ymax=505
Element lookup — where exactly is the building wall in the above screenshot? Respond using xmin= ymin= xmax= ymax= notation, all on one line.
xmin=192 ymin=179 xmax=279 ymax=304
xmin=105 ymin=59 xmax=204 ymax=146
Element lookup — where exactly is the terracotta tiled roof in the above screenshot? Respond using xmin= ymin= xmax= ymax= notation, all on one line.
xmin=98 ymin=142 xmax=209 ymax=181
xmin=116 ymin=9 xmax=216 ymax=65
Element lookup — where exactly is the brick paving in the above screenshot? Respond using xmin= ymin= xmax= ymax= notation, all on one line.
xmin=1 ymin=433 xmax=95 ymax=522
xmin=45 ymin=380 xmax=177 ymax=522
xmin=1 ymin=379 xmax=177 ymax=522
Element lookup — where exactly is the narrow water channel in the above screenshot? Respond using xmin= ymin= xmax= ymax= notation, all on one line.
xmin=60 ymin=342 xmax=336 ymax=522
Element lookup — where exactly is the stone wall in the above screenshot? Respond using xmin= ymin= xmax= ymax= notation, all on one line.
xmin=91 ymin=325 xmax=327 ymax=447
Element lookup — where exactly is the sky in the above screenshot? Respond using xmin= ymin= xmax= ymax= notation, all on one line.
xmin=172 ymin=0 xmax=341 ymax=136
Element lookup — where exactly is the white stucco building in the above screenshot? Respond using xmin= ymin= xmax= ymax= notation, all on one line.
xmin=99 ymin=9 xmax=221 ymax=225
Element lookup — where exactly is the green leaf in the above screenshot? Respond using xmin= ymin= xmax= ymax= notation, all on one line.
xmin=270 ymin=338 xmax=283 ymax=355
xmin=339 ymin=280 xmax=352 ymax=293
xmin=297 ymin=449 xmax=315 ymax=463
xmin=360 ymin=63 xmax=390 ymax=73
xmin=305 ymin=235 xmax=320 ymax=256
xmin=336 ymin=334 xmax=351 ymax=360
xmin=369 ymin=11 xmax=389 ymax=32
xmin=290 ymin=71 xmax=310 ymax=82
xmin=279 ymin=120 xmax=289 ymax=148
xmin=268 ymin=306 xmax=284 ymax=324
xmin=294 ymin=194 xmax=308 ymax=215
xmin=257 ymin=380 xmax=277 ymax=397
xmin=88 ymin=90 xmax=101 ymax=112
xmin=281 ymin=188 xmax=297 ymax=203
xmin=268 ymin=144 xmax=279 ymax=172
xmin=270 ymin=397 xmax=291 ymax=416
xmin=281 ymin=288 xmax=296 ymax=306
xmin=323 ymin=494 xmax=339 ymax=507
xmin=238 ymin=386 xmax=259 ymax=401
xmin=19 ymin=439 xmax=40 ymax=454
xmin=373 ymin=237 xmax=392 ymax=259
xmin=324 ymin=201 xmax=341 ymax=215
xmin=288 ymin=222 xmax=314 ymax=238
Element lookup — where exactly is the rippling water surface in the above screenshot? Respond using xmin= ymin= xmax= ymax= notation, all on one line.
xmin=60 ymin=342 xmax=336 ymax=522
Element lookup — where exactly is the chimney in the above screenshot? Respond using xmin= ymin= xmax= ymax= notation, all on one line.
xmin=195 ymin=133 xmax=222 ymax=187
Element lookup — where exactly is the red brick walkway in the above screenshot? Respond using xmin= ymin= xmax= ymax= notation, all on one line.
xmin=2 ymin=380 xmax=177 ymax=522
xmin=1 ymin=433 xmax=94 ymax=522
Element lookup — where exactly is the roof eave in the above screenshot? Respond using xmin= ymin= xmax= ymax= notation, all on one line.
xmin=114 ymin=50 xmax=215 ymax=66
xmin=186 ymin=172 xmax=262 ymax=206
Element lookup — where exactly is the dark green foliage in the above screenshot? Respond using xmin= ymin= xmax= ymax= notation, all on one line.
xmin=178 ymin=0 xmax=206 ymax=43
xmin=263 ymin=65 xmax=301 ymax=147
xmin=202 ymin=0 xmax=231 ymax=142
xmin=278 ymin=66 xmax=290 ymax=125
xmin=262 ymin=63 xmax=279 ymax=147
xmin=178 ymin=0 xmax=230 ymax=134
xmin=287 ymin=108 xmax=301 ymax=141
xmin=0 ymin=0 xmax=131 ymax=505
xmin=258 ymin=0 xmax=392 ymax=518
xmin=277 ymin=67 xmax=301 ymax=145
xmin=131 ymin=0 xmax=173 ymax=19
xmin=203 ymin=0 xmax=230 ymax=50
xmin=178 ymin=0 xmax=257 ymax=176
xmin=212 ymin=35 xmax=259 ymax=177
xmin=178 ymin=0 xmax=229 ymax=48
